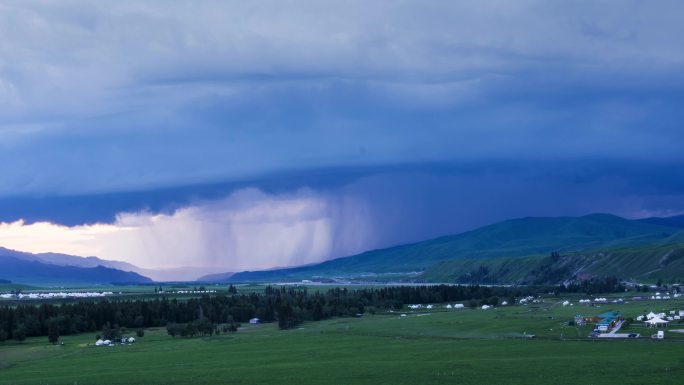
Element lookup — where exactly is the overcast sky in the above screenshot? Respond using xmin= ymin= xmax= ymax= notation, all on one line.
xmin=1 ymin=1 xmax=683 ymax=274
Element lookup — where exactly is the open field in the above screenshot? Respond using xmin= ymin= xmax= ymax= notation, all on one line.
xmin=2 ymin=295 xmax=684 ymax=384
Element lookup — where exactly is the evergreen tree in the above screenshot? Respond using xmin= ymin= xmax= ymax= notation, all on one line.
xmin=47 ymin=318 xmax=60 ymax=344
xmin=13 ymin=324 xmax=27 ymax=342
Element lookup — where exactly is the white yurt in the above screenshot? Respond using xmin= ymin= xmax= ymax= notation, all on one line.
xmin=95 ymin=339 xmax=104 ymax=346
xmin=645 ymin=316 xmax=669 ymax=328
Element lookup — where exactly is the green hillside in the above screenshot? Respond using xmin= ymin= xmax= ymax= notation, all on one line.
xmin=229 ymin=214 xmax=678 ymax=281
xmin=421 ymin=230 xmax=684 ymax=284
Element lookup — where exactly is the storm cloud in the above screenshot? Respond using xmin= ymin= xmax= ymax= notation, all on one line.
xmin=1 ymin=1 xmax=683 ymax=273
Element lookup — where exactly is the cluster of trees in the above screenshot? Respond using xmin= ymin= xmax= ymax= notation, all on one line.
xmin=166 ymin=318 xmax=213 ymax=338
xmin=1 ymin=284 xmax=546 ymax=342
xmin=165 ymin=316 xmax=238 ymax=338
xmin=558 ymin=275 xmax=625 ymax=294
xmin=457 ymin=265 xmax=494 ymax=284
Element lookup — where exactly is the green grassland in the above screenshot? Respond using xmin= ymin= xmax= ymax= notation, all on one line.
xmin=2 ymin=295 xmax=684 ymax=384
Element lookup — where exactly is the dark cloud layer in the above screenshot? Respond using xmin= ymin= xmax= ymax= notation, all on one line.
xmin=1 ymin=1 xmax=683 ymax=271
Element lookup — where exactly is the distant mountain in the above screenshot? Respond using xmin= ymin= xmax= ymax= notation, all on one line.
xmin=638 ymin=214 xmax=684 ymax=228
xmin=228 ymin=214 xmax=680 ymax=282
xmin=137 ymin=266 xmax=225 ymax=282
xmin=0 ymin=247 xmax=140 ymax=271
xmin=0 ymin=254 xmax=153 ymax=285
xmin=0 ymin=247 xmax=216 ymax=282
xmin=196 ymin=272 xmax=235 ymax=282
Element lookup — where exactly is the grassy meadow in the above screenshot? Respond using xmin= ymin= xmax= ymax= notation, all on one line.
xmin=2 ymin=294 xmax=684 ymax=384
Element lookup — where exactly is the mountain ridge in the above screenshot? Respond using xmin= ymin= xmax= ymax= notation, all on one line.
xmin=227 ymin=213 xmax=681 ymax=282
xmin=0 ymin=254 xmax=153 ymax=285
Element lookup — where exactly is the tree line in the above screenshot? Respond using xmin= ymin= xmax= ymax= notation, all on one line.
xmin=0 ymin=284 xmax=544 ymax=342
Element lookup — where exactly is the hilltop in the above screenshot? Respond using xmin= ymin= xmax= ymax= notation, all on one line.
xmin=228 ymin=214 xmax=681 ymax=283
xmin=0 ymin=248 xmax=153 ymax=285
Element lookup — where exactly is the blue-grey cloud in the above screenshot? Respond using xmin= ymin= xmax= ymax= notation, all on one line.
xmin=1 ymin=0 xmax=683 ymax=197
xmin=1 ymin=1 xmax=684 ymax=271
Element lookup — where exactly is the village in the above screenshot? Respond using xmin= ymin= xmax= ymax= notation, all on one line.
xmin=396 ymin=293 xmax=684 ymax=341
xmin=0 ymin=291 xmax=115 ymax=300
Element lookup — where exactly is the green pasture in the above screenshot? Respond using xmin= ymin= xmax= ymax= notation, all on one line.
xmin=2 ymin=296 xmax=684 ymax=384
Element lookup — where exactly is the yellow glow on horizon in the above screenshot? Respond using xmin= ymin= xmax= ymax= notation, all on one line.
xmin=0 ymin=188 xmax=355 ymax=272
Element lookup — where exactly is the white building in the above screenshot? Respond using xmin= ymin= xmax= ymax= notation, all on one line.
xmin=645 ymin=317 xmax=669 ymax=328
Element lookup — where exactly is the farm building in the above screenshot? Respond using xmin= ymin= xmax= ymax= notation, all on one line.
xmin=590 ymin=311 xmax=621 ymax=333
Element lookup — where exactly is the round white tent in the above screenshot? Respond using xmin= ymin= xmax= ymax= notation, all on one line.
xmin=645 ymin=316 xmax=669 ymax=327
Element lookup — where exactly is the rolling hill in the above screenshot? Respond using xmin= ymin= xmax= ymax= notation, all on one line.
xmin=637 ymin=214 xmax=684 ymax=228
xmin=0 ymin=247 xmax=140 ymax=271
xmin=0 ymin=247 xmax=218 ymax=282
xmin=228 ymin=214 xmax=679 ymax=282
xmin=0 ymin=254 xmax=153 ymax=285
xmin=197 ymin=272 xmax=235 ymax=282
xmin=420 ymin=233 xmax=684 ymax=284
